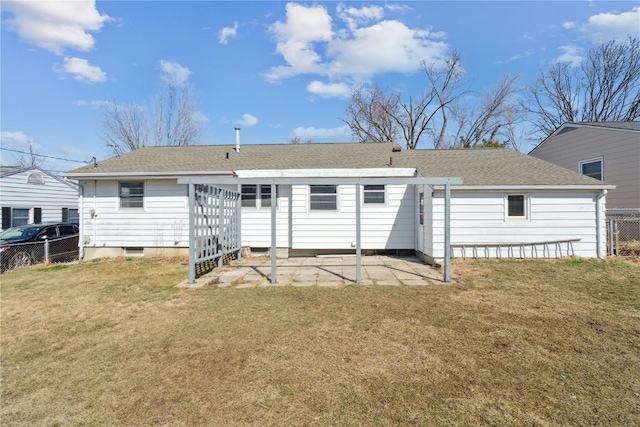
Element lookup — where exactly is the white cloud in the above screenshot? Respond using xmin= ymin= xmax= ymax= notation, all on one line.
xmin=583 ymin=6 xmax=639 ymax=41
xmin=234 ymin=114 xmax=259 ymax=127
xmin=192 ymin=111 xmax=209 ymax=124
xmin=56 ymin=57 xmax=107 ymax=83
xmin=267 ymin=3 xmax=333 ymax=81
xmin=2 ymin=0 xmax=110 ymax=54
xmin=219 ymin=21 xmax=239 ymax=45
xmin=555 ymin=45 xmax=585 ymax=66
xmin=160 ymin=60 xmax=192 ymax=86
xmin=76 ymin=99 xmax=113 ymax=109
xmin=563 ymin=6 xmax=640 ymax=42
xmin=306 ymin=81 xmax=350 ymax=98
xmin=266 ymin=3 xmax=450 ymax=82
xmin=0 ymin=131 xmax=39 ymax=150
xmin=326 ymin=20 xmax=448 ymax=78
xmin=290 ymin=125 xmax=351 ymax=142
xmin=509 ymin=49 xmax=533 ymax=61
xmin=337 ymin=4 xmax=384 ymax=31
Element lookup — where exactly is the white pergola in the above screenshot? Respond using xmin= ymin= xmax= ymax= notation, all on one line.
xmin=178 ymin=173 xmax=463 ymax=284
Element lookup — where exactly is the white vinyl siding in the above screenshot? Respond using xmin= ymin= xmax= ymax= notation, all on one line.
xmin=0 ymin=168 xmax=78 ymax=230
xmin=291 ymin=184 xmax=414 ymax=250
xmin=82 ymin=179 xmax=189 ymax=247
xmin=431 ymin=191 xmax=602 ymax=259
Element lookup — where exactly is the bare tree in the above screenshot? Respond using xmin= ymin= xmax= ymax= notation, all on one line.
xmin=101 ymin=84 xmax=206 ymax=156
xmin=14 ymin=140 xmax=44 ymax=168
xmin=453 ymin=74 xmax=521 ymax=148
xmin=343 ymin=50 xmax=523 ymax=149
xmin=343 ymin=51 xmax=467 ymax=149
xmin=525 ymin=37 xmax=640 ymax=136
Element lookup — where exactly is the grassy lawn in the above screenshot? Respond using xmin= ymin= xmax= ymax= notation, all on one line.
xmin=2 ymin=257 xmax=639 ymax=426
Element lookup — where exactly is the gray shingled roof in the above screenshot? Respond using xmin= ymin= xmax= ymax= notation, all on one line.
xmin=567 ymin=122 xmax=640 ymax=131
xmin=66 ymin=142 xmax=607 ymax=187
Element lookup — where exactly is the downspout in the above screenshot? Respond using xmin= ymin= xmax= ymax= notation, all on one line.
xmin=596 ymin=190 xmax=607 ymax=259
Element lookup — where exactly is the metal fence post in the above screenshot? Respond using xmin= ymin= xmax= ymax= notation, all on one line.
xmin=44 ymin=237 xmax=50 ymax=263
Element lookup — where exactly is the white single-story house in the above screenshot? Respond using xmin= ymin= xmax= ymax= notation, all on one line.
xmin=1 ymin=166 xmax=79 ymax=230
xmin=64 ymin=142 xmax=614 ymax=268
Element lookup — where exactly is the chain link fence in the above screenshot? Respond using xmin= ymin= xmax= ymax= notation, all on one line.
xmin=0 ymin=235 xmax=79 ymax=272
xmin=606 ymin=209 xmax=640 ymax=257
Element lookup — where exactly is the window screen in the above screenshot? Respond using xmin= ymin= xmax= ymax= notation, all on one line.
xmin=507 ymin=195 xmax=525 ymax=217
xmin=120 ymin=182 xmax=144 ymax=208
xmin=364 ymin=185 xmax=385 ymax=204
xmin=310 ymin=185 xmax=337 ymax=210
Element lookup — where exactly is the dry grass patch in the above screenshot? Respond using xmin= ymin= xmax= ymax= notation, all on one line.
xmin=2 ymin=257 xmax=639 ymax=426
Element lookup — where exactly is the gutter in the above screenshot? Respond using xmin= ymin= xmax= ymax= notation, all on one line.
xmin=431 ymin=184 xmax=616 ymax=191
xmin=64 ymin=171 xmax=235 ymax=180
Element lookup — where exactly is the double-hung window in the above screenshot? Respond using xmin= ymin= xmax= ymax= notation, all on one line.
xmin=241 ymin=185 xmax=277 ymax=209
xmin=363 ymin=185 xmax=385 ymax=204
xmin=579 ymin=158 xmax=603 ymax=181
xmin=12 ymin=208 xmax=30 ymax=227
xmin=120 ymin=182 xmax=144 ymax=208
xmin=310 ymin=185 xmax=337 ymax=211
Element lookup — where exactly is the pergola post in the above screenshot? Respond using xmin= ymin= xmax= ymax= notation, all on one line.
xmin=355 ymin=183 xmax=362 ymax=283
xmin=444 ymin=182 xmax=451 ymax=282
xmin=188 ymin=183 xmax=196 ymax=284
xmin=270 ymin=182 xmax=277 ymax=284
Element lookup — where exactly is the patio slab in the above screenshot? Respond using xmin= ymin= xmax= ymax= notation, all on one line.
xmin=177 ymin=255 xmax=445 ymax=289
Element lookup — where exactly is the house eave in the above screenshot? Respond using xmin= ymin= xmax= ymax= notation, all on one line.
xmin=64 ymin=171 xmax=235 ymax=180
xmin=432 ymin=184 xmax=616 ymax=191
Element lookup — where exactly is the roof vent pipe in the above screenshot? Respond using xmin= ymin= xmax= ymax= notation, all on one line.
xmin=235 ymin=127 xmax=240 ymax=152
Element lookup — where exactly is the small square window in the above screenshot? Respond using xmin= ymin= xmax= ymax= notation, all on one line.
xmin=507 ymin=195 xmax=526 ymax=218
xmin=310 ymin=185 xmax=337 ymax=211
xmin=363 ymin=185 xmax=385 ymax=204
xmin=580 ymin=158 xmax=603 ymax=181
xmin=120 ymin=182 xmax=144 ymax=208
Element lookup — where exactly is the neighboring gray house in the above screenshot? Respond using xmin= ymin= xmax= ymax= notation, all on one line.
xmin=0 ymin=166 xmax=79 ymax=230
xmin=64 ymin=143 xmax=613 ymax=262
xmin=529 ymin=122 xmax=640 ymax=211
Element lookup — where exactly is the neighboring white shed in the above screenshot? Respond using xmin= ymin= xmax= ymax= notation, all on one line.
xmin=1 ymin=166 xmax=79 ymax=230
xmin=529 ymin=122 xmax=640 ymax=210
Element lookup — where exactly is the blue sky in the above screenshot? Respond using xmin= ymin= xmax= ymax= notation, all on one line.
xmin=1 ymin=1 xmax=638 ymax=173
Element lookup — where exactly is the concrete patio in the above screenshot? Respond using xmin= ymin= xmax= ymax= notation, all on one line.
xmin=178 ymin=255 xmax=446 ymax=288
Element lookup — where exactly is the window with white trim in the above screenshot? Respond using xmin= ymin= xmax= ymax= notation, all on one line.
xmin=310 ymin=185 xmax=337 ymax=211
xmin=363 ymin=185 xmax=385 ymax=204
xmin=241 ymin=185 xmax=278 ymax=209
xmin=119 ymin=181 xmax=144 ymax=208
xmin=12 ymin=208 xmax=30 ymax=227
xmin=507 ymin=194 xmax=526 ymax=219
xmin=579 ymin=158 xmax=603 ymax=181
